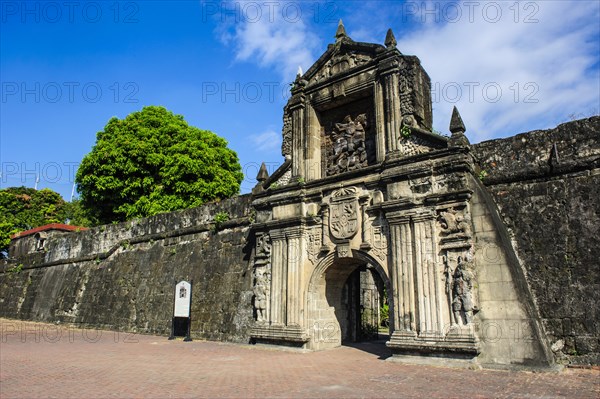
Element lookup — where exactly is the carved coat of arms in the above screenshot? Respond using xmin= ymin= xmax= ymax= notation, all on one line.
xmin=306 ymin=228 xmax=322 ymax=265
xmin=329 ymin=187 xmax=359 ymax=240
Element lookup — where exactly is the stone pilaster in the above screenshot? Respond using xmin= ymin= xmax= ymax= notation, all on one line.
xmin=269 ymin=229 xmax=287 ymax=325
xmin=304 ymin=103 xmax=321 ymax=181
xmin=379 ymin=58 xmax=401 ymax=154
xmin=412 ymin=211 xmax=443 ymax=337
xmin=388 ymin=213 xmax=416 ymax=337
xmin=386 ymin=210 xmax=479 ymax=356
xmin=374 ymin=80 xmax=386 ymax=162
xmin=250 ymin=226 xmax=309 ymax=346
xmin=286 ymin=227 xmax=303 ymax=326
xmin=290 ymin=93 xmax=306 ymax=179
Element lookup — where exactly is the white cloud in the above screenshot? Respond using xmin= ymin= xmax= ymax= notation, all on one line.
xmin=251 ymin=129 xmax=281 ymax=152
xmin=215 ymin=0 xmax=599 ymax=142
xmin=214 ymin=1 xmax=322 ymax=82
xmin=395 ymin=0 xmax=600 ymax=141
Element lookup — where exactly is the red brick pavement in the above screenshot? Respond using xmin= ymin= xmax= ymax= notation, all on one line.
xmin=1 ymin=319 xmax=598 ymax=399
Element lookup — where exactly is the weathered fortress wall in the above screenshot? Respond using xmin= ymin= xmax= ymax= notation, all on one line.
xmin=472 ymin=116 xmax=600 ymax=365
xmin=0 ymin=195 xmax=255 ymax=343
xmin=1 ymin=117 xmax=598 ymax=366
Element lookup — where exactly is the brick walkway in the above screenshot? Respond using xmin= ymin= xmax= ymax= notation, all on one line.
xmin=1 ymin=319 xmax=598 ymax=399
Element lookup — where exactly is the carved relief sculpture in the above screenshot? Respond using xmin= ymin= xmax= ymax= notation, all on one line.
xmin=331 ymin=202 xmax=358 ymax=239
xmin=306 ymin=227 xmax=322 ymax=265
xmin=399 ymin=63 xmax=415 ymax=117
xmin=253 ymin=234 xmax=272 ymax=323
xmin=451 ymin=257 xmax=476 ymax=325
xmin=438 ymin=207 xmax=472 ymax=237
xmin=433 ymin=174 xmax=467 ymax=192
xmin=281 ymin=112 xmax=292 ymax=157
xmin=397 ymin=131 xmax=435 ymax=157
xmin=256 ymin=234 xmax=272 ymax=258
xmin=370 ymin=224 xmax=388 ymax=263
xmin=253 ymin=267 xmax=270 ymax=323
xmin=329 ymin=187 xmax=359 ymax=240
xmin=313 ymin=51 xmax=371 ymax=83
xmin=326 ymin=114 xmax=369 ymax=176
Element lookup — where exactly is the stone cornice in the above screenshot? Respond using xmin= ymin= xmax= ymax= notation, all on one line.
xmin=251 ymin=216 xmax=319 ymax=233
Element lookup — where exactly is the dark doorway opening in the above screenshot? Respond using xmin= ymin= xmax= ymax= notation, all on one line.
xmin=309 ymin=256 xmax=391 ymax=352
xmin=341 ymin=265 xmax=388 ymax=344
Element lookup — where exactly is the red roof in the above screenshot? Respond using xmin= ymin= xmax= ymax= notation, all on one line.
xmin=10 ymin=223 xmax=88 ymax=239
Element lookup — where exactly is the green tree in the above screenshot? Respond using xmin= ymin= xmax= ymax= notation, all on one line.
xmin=0 ymin=187 xmax=87 ymax=257
xmin=75 ymin=106 xmax=243 ymax=224
xmin=62 ymin=199 xmax=95 ymax=227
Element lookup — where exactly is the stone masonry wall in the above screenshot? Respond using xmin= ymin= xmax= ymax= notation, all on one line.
xmin=472 ymin=116 xmax=600 ymax=365
xmin=0 ymin=195 xmax=255 ymax=343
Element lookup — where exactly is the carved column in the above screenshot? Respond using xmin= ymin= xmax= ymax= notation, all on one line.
xmin=387 ymin=206 xmax=479 ymax=355
xmin=388 ymin=214 xmax=416 ymax=336
xmin=374 ymin=80 xmax=386 ymax=162
xmin=269 ymin=229 xmax=287 ymax=325
xmin=389 ymin=223 xmax=402 ymax=331
xmin=380 ymin=59 xmax=401 ymax=154
xmin=412 ymin=211 xmax=442 ymax=337
xmin=429 ymin=214 xmax=444 ymax=335
xmin=286 ymin=228 xmax=303 ymax=326
xmin=304 ymin=103 xmax=321 ymax=181
xmin=290 ymin=93 xmax=306 ymax=179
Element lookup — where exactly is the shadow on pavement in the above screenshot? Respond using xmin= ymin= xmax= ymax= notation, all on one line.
xmin=343 ymin=336 xmax=392 ymax=360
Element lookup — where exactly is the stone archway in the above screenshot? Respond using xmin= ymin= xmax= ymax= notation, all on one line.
xmin=306 ymin=251 xmax=392 ymax=351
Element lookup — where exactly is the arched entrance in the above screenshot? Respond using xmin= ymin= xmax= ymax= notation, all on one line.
xmin=306 ymin=252 xmax=392 ymax=351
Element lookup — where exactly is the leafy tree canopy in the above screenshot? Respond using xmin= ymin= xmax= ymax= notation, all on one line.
xmin=75 ymin=106 xmax=243 ymax=225
xmin=0 ymin=187 xmax=89 ymax=257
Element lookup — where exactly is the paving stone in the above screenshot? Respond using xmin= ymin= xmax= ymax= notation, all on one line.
xmin=1 ymin=320 xmax=598 ymax=399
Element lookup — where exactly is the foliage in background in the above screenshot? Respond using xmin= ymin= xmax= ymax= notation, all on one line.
xmin=0 ymin=187 xmax=90 ymax=258
xmin=380 ymin=288 xmax=389 ymax=327
xmin=380 ymin=302 xmax=389 ymax=327
xmin=62 ymin=199 xmax=96 ymax=227
xmin=76 ymin=106 xmax=243 ymax=225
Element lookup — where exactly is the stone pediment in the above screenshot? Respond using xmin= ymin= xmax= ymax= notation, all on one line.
xmin=273 ymin=21 xmax=440 ymax=187
xmin=303 ymin=39 xmax=383 ymax=86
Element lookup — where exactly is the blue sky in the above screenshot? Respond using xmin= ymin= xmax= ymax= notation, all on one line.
xmin=1 ymin=0 xmax=599 ymax=200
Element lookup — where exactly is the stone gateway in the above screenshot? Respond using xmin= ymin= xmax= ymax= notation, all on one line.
xmin=248 ymin=22 xmax=592 ymax=366
xmin=2 ymin=22 xmax=599 ymax=368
